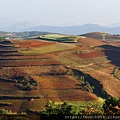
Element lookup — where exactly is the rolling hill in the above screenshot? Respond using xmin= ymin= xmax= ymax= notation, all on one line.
xmin=0 ymin=33 xmax=120 ymax=117
xmin=81 ymin=32 xmax=120 ymax=41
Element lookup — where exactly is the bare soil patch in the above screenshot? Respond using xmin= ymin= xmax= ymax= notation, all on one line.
xmin=13 ymin=40 xmax=55 ymax=48
xmin=33 ymin=75 xmax=98 ymax=102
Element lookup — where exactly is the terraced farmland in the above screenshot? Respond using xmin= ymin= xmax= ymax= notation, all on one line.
xmin=0 ymin=34 xmax=120 ymax=115
xmin=20 ymin=42 xmax=76 ymax=54
xmin=0 ymin=39 xmax=78 ymax=113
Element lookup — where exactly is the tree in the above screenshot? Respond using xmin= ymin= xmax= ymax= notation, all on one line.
xmin=0 ymin=36 xmax=5 ymax=41
xmin=41 ymin=101 xmax=75 ymax=116
xmin=41 ymin=101 xmax=59 ymax=116
xmin=59 ymin=102 xmax=72 ymax=114
xmin=103 ymin=97 xmax=120 ymax=115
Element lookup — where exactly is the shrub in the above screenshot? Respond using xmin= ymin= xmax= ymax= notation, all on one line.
xmin=66 ymin=69 xmax=94 ymax=92
xmin=41 ymin=101 xmax=74 ymax=116
xmin=112 ymin=66 xmax=119 ymax=75
xmin=0 ymin=36 xmax=5 ymax=41
xmin=14 ymin=76 xmax=39 ymax=91
xmin=83 ymin=81 xmax=94 ymax=92
xmin=0 ymin=109 xmax=17 ymax=115
xmin=40 ymin=100 xmax=104 ymax=117
xmin=103 ymin=97 xmax=120 ymax=115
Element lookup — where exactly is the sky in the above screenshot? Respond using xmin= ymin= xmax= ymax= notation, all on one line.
xmin=0 ymin=0 xmax=120 ymax=26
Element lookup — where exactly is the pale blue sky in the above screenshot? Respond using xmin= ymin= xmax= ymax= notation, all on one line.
xmin=0 ymin=0 xmax=120 ymax=26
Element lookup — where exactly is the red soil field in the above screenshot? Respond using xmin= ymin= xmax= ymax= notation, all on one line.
xmin=88 ymin=70 xmax=120 ymax=98
xmin=0 ymin=54 xmax=58 ymax=60
xmin=0 ymin=65 xmax=68 ymax=78
xmin=77 ymin=37 xmax=104 ymax=47
xmin=75 ymin=50 xmax=120 ymax=59
xmin=35 ymin=75 xmax=81 ymax=89
xmin=0 ymin=60 xmax=61 ymax=67
xmin=0 ymin=80 xmax=14 ymax=89
xmin=33 ymin=75 xmax=98 ymax=102
xmin=76 ymin=51 xmax=105 ymax=59
xmin=13 ymin=40 xmax=55 ymax=48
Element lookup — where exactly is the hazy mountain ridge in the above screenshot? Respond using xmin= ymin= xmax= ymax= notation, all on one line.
xmin=1 ymin=19 xmax=120 ymax=35
xmin=26 ymin=24 xmax=120 ymax=35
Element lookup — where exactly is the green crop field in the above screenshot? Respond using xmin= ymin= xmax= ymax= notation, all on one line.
xmin=40 ymin=34 xmax=77 ymax=43
xmin=40 ymin=34 xmax=67 ymax=39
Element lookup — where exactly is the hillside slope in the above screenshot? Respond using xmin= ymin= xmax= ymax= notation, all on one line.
xmin=0 ymin=34 xmax=120 ymax=113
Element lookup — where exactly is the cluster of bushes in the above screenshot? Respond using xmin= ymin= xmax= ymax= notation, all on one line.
xmin=72 ymin=50 xmax=85 ymax=54
xmin=103 ymin=97 xmax=120 ymax=115
xmin=0 ymin=109 xmax=13 ymax=114
xmin=0 ymin=36 xmax=5 ymax=41
xmin=39 ymin=97 xmax=120 ymax=118
xmin=15 ymin=79 xmax=39 ymax=91
xmin=0 ymin=110 xmax=26 ymax=115
xmin=38 ymin=100 xmax=104 ymax=120
xmin=14 ymin=76 xmax=39 ymax=91
xmin=82 ymin=81 xmax=94 ymax=92
xmin=41 ymin=101 xmax=74 ymax=115
xmin=0 ymin=97 xmax=120 ymax=119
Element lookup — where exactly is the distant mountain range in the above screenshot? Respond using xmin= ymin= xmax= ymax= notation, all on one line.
xmin=1 ymin=18 xmax=120 ymax=35
xmin=25 ymin=24 xmax=120 ymax=35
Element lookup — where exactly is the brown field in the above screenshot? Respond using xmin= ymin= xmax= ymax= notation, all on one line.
xmin=0 ymin=65 xmax=68 ymax=78
xmin=76 ymin=51 xmax=105 ymax=59
xmin=0 ymin=60 xmax=61 ymax=67
xmin=0 ymin=79 xmax=14 ymax=89
xmin=57 ymin=37 xmax=120 ymax=98
xmin=77 ymin=37 xmax=104 ymax=47
xmin=14 ymin=40 xmax=55 ymax=48
xmin=0 ymin=54 xmax=58 ymax=59
xmin=0 ymin=35 xmax=120 ymax=113
xmin=75 ymin=50 xmax=120 ymax=59
xmin=33 ymin=75 xmax=98 ymax=102
xmin=88 ymin=70 xmax=120 ymax=98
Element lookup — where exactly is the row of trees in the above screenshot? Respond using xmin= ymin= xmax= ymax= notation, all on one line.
xmin=0 ymin=97 xmax=119 ymax=119
xmin=103 ymin=97 xmax=120 ymax=115
xmin=40 ymin=97 xmax=120 ymax=118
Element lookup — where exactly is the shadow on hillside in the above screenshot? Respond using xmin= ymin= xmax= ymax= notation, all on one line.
xmin=84 ymin=74 xmax=110 ymax=99
xmin=100 ymin=45 xmax=120 ymax=67
xmin=71 ymin=69 xmax=110 ymax=99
